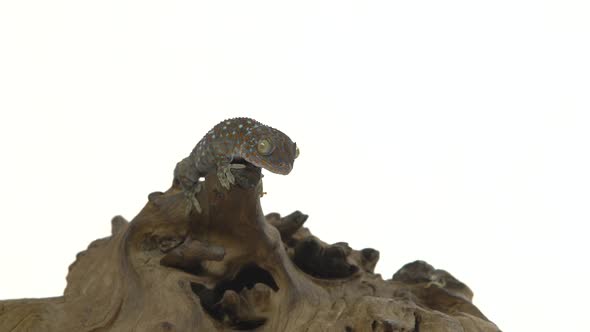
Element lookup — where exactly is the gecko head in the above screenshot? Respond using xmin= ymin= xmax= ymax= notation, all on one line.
xmin=243 ymin=126 xmax=299 ymax=175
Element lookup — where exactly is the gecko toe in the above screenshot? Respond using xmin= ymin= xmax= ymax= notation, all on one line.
xmin=191 ymin=197 xmax=202 ymax=214
xmin=217 ymin=165 xmax=237 ymax=190
xmin=226 ymin=169 xmax=236 ymax=185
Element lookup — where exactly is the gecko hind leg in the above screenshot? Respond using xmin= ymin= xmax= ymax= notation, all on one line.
xmin=217 ymin=163 xmax=246 ymax=190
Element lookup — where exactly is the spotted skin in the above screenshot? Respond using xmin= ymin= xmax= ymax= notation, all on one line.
xmin=174 ymin=117 xmax=298 ymax=213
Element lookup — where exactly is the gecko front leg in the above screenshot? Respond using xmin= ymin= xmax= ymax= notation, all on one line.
xmin=216 ymin=163 xmax=246 ymax=190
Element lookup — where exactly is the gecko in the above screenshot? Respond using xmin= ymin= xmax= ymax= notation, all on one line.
xmin=173 ymin=117 xmax=299 ymax=214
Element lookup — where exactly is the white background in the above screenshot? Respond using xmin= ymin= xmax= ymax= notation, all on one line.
xmin=1 ymin=1 xmax=589 ymax=331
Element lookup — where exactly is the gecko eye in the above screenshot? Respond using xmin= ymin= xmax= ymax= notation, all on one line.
xmin=295 ymin=146 xmax=300 ymax=159
xmin=257 ymin=139 xmax=273 ymax=155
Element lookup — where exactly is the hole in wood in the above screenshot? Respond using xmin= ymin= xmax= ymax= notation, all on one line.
xmin=190 ymin=264 xmax=278 ymax=330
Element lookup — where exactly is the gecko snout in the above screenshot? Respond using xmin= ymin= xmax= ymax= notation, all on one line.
xmin=275 ymin=162 xmax=293 ymax=175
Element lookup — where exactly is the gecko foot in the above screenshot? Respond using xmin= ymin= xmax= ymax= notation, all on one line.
xmin=184 ymin=183 xmax=203 ymax=215
xmin=217 ymin=164 xmax=246 ymax=190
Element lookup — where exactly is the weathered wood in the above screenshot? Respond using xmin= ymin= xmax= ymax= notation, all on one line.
xmin=0 ymin=164 xmax=500 ymax=331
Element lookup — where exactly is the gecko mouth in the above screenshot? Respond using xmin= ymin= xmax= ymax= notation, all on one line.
xmin=233 ymin=158 xmax=292 ymax=175
xmin=273 ymin=165 xmax=292 ymax=175
xmin=231 ymin=158 xmax=252 ymax=166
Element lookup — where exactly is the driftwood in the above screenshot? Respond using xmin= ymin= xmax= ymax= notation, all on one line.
xmin=0 ymin=163 xmax=500 ymax=331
